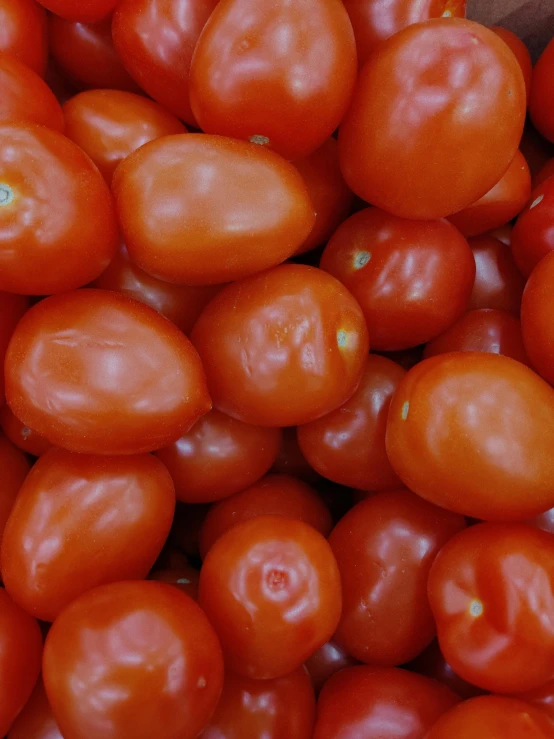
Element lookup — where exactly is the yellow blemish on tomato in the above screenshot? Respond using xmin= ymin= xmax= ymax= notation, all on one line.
xmin=469 ymin=599 xmax=483 ymax=617
xmin=401 ymin=401 xmax=409 ymax=420
xmin=0 ymin=184 xmax=14 ymax=206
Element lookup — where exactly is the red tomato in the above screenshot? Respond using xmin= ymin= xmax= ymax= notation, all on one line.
xmin=490 ymin=27 xmax=532 ymax=99
xmin=149 ymin=565 xmax=200 ymax=601
xmin=38 ymin=0 xmax=117 ymax=22
xmin=0 ymin=291 xmax=28 ymax=403
xmin=271 ymin=427 xmax=321 ymax=484
xmin=468 ymin=234 xmax=525 ymax=316
xmin=512 ymin=178 xmax=554 ymax=276
xmin=0 ymin=434 xmax=30 ymax=555
xmin=521 ymin=250 xmax=554 ymax=386
xmin=113 ymin=135 xmax=315 ymax=286
xmin=198 ymin=473 xmax=332 ymax=558
xmin=63 ymin=90 xmax=186 ymax=184
xmin=189 ymin=0 xmax=357 ymax=160
xmin=408 ymin=640 xmax=485 ymax=701
xmin=518 ymin=679 xmax=554 ymax=725
xmin=5 ymin=290 xmax=211 ymax=455
xmin=0 ymin=54 xmax=63 ymax=131
xmin=7 ymin=679 xmax=62 ymax=739
xmin=43 ymin=581 xmax=224 ymax=739
xmin=198 ymin=516 xmax=342 ymax=679
xmin=386 ymin=352 xmax=554 ymax=521
xmin=297 ymin=355 xmax=405 ymax=491
xmin=328 ymin=491 xmax=465 ymax=666
xmin=191 ymin=264 xmax=369 ymax=427
xmin=0 ymin=406 xmax=52 ymax=457
xmin=529 ymin=38 xmax=554 ymax=143
xmin=305 ymin=641 xmax=360 ymax=695
xmin=448 ymin=150 xmax=531 ymax=237
xmin=0 ymin=0 xmax=47 ymax=76
xmin=428 ymin=523 xmax=554 ymax=693
xmin=313 ymin=665 xmax=459 ymax=739
xmin=339 ymin=19 xmax=526 ymax=220
xmin=200 ymin=667 xmax=316 ymax=739
xmin=320 ymin=208 xmax=475 ymax=350
xmin=155 ymin=410 xmax=282 ymax=504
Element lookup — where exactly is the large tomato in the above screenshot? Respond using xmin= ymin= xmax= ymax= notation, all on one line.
xmin=468 ymin=234 xmax=525 ymax=316
xmin=529 ymin=37 xmax=554 ymax=143
xmin=0 ymin=54 xmax=63 ymax=131
xmin=521 ymin=250 xmax=554 ymax=386
xmin=0 ymin=291 xmax=28 ymax=403
xmin=511 ymin=177 xmax=554 ymax=276
xmin=7 ymin=679 xmax=63 ymax=739
xmin=0 ymin=0 xmax=47 ymax=76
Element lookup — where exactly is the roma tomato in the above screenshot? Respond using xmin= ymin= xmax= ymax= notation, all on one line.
xmin=189 ymin=0 xmax=357 ymax=160
xmin=468 ymin=235 xmax=525 ymax=316
xmin=408 ymin=640 xmax=485 ymax=700
xmin=5 ymin=290 xmax=211 ymax=455
xmin=113 ymin=135 xmax=315 ymax=285
xmin=328 ymin=491 xmax=465 ymax=666
xmin=0 ymin=54 xmax=63 ymax=131
xmin=297 ymin=355 xmax=405 ymax=491
xmin=0 ymin=434 xmax=30 ymax=554
xmin=339 ymin=19 xmax=526 ymax=220
xmin=43 ymin=581 xmax=224 ymax=739
xmin=200 ymin=667 xmax=316 ymax=739
xmin=198 ymin=516 xmax=342 ymax=679
xmin=149 ymin=565 xmax=200 ymax=601
xmin=155 ymin=410 xmax=282 ymax=504
xmin=428 ymin=523 xmax=554 ymax=693
xmin=305 ymin=641 xmax=360 ymax=694
xmin=0 ymin=0 xmax=47 ymax=76
xmin=491 ymin=27 xmax=532 ymax=99
xmin=529 ymin=37 xmax=554 ymax=143
xmin=63 ymin=90 xmax=186 ymax=184
xmin=0 ymin=291 xmax=28 ymax=403
xmin=191 ymin=264 xmax=369 ymax=427
xmin=512 ymin=178 xmax=554 ymax=276
xmin=0 ymin=406 xmax=52 ymax=457
xmin=37 ymin=0 xmax=117 ymax=22
xmin=313 ymin=666 xmax=459 ymax=739
xmin=521 ymin=250 xmax=554 ymax=386
xmin=1 ymin=448 xmax=175 ymax=621
xmin=7 ymin=680 xmax=62 ymax=739
xmin=320 ymin=208 xmax=475 ymax=350
xmin=386 ymin=352 xmax=554 ymax=520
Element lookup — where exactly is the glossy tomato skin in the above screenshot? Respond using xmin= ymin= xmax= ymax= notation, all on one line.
xmin=305 ymin=641 xmax=360 ymax=694
xmin=0 ymin=291 xmax=28 ymax=403
xmin=0 ymin=406 xmax=52 ymax=457
xmin=320 ymin=208 xmax=475 ymax=350
xmin=43 ymin=581 xmax=224 ymax=739
xmin=339 ymin=19 xmax=526 ymax=220
xmin=386 ymin=352 xmax=554 ymax=520
xmin=313 ymin=665 xmax=460 ymax=739
xmin=198 ymin=516 xmax=342 ymax=679
xmin=529 ymin=38 xmax=554 ymax=143
xmin=521 ymin=250 xmax=554 ymax=386
xmin=0 ymin=55 xmax=64 ymax=131
xmin=191 ymin=264 xmax=369 ymax=427
xmin=37 ymin=0 xmax=117 ymax=22
xmin=200 ymin=667 xmax=316 ymax=739
xmin=468 ymin=235 xmax=525 ymax=316
xmin=63 ymin=90 xmax=186 ymax=184
xmin=512 ymin=178 xmax=554 ymax=276
xmin=189 ymin=0 xmax=357 ymax=160
xmin=155 ymin=410 xmax=282 ymax=504
xmin=491 ymin=27 xmax=532 ymax=99
xmin=5 ymin=290 xmax=211 ymax=455
xmin=0 ymin=435 xmax=30 ymax=556
xmin=0 ymin=0 xmax=47 ymax=76
xmin=113 ymin=134 xmax=315 ymax=286
xmin=7 ymin=679 xmax=62 ymax=739
xmin=297 ymin=355 xmax=405 ymax=491
xmin=328 ymin=491 xmax=465 ymax=667
xmin=408 ymin=640 xmax=485 ymax=700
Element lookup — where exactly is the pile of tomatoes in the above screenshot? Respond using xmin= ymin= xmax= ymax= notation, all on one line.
xmin=1 ymin=0 xmax=554 ymax=737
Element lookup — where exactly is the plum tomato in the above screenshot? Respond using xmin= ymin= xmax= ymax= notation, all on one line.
xmin=521 ymin=250 xmax=554 ymax=386
xmin=0 ymin=0 xmax=47 ymax=76
xmin=7 ymin=679 xmax=63 ymax=739
xmin=529 ymin=37 xmax=554 ymax=144
xmin=0 ymin=54 xmax=64 ymax=131
xmin=468 ymin=234 xmax=525 ymax=316
xmin=512 ymin=177 xmax=554 ymax=276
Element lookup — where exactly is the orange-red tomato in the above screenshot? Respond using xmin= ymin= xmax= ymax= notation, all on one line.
xmin=512 ymin=177 xmax=554 ymax=276
xmin=491 ymin=27 xmax=532 ymax=99
xmin=521 ymin=250 xmax=554 ymax=386
xmin=7 ymin=679 xmax=63 ymax=739
xmin=529 ymin=37 xmax=554 ymax=143
xmin=38 ymin=0 xmax=117 ymax=22
xmin=0 ymin=54 xmax=64 ymax=131
xmin=305 ymin=641 xmax=360 ymax=695
xmin=468 ymin=235 xmax=525 ymax=316
xmin=0 ymin=291 xmax=28 ymax=403
xmin=0 ymin=406 xmax=52 ymax=457
xmin=0 ymin=434 xmax=30 ymax=556
xmin=0 ymin=0 xmax=47 ymax=76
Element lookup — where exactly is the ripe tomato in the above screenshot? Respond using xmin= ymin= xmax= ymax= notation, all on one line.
xmin=387 ymin=352 xmax=554 ymax=520
xmin=529 ymin=37 xmax=554 ymax=143
xmin=155 ymin=410 xmax=282 ymax=504
xmin=535 ymin=157 xmax=554 ymax=188
xmin=320 ymin=208 xmax=475 ymax=350
xmin=305 ymin=641 xmax=360 ymax=694
xmin=149 ymin=565 xmax=200 ymax=601
xmin=328 ymin=491 xmax=465 ymax=666
xmin=0 ymin=54 xmax=63 ymax=131
xmin=191 ymin=264 xmax=369 ymax=427
xmin=271 ymin=427 xmax=321 ymax=483
xmin=339 ymin=19 xmax=526 ymax=220
xmin=198 ymin=516 xmax=341 ymax=679
xmin=468 ymin=234 xmax=525 ymax=316
xmin=200 ymin=667 xmax=316 ymax=739
xmin=7 ymin=679 xmax=62 ymax=739
xmin=113 ymin=135 xmax=315 ymax=286
xmin=37 ymin=0 xmax=117 ymax=22
xmin=521 ymin=250 xmax=554 ymax=386
xmin=198 ymin=473 xmax=332 ymax=557
xmin=0 ymin=291 xmax=28 ymax=403
xmin=0 ymin=0 xmax=47 ymax=76
xmin=0 ymin=406 xmax=51 ymax=457
xmin=63 ymin=90 xmax=186 ymax=184
xmin=297 ymin=355 xmax=405 ymax=491
xmin=313 ymin=665 xmax=459 ymax=739
xmin=5 ymin=290 xmax=211 ymax=455
xmin=408 ymin=640 xmax=485 ymax=700
xmin=491 ymin=27 xmax=532 ymax=99
xmin=511 ymin=177 xmax=554 ymax=276
xmin=43 ymin=581 xmax=224 ymax=739
xmin=0 ymin=434 xmax=30 ymax=555
xmin=189 ymin=0 xmax=357 ymax=160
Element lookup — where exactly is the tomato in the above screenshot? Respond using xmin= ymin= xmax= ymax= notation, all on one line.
xmin=43 ymin=581 xmax=224 ymax=739
xmin=149 ymin=565 xmax=200 ymax=601
xmin=297 ymin=355 xmax=405 ymax=491
xmin=189 ymin=0 xmax=357 ymax=160
xmin=521 ymin=250 xmax=554 ymax=386
xmin=271 ymin=427 xmax=321 ymax=483
xmin=0 ymin=435 xmax=30 ymax=556
xmin=0 ymin=0 xmax=47 ymax=76
xmin=191 ymin=264 xmax=369 ymax=427
xmin=5 ymin=290 xmax=211 ymax=455
xmin=0 ymin=54 xmax=63 ymax=131
xmin=113 ymin=135 xmax=315 ymax=286
xmin=468 ymin=235 xmax=525 ymax=316
xmin=491 ymin=27 xmax=532 ymax=99
xmin=198 ymin=473 xmax=333 ymax=557
xmin=198 ymin=515 xmax=341 ymax=679
xmin=425 ymin=696 xmax=554 ymax=739
xmin=386 ymin=352 xmax=554 ymax=521
xmin=423 ymin=309 xmax=530 ymax=366
xmin=518 ymin=679 xmax=554 ymax=725
xmin=529 ymin=38 xmax=554 ymax=144
xmin=63 ymin=90 xmax=186 ymax=185
xmin=339 ymin=19 xmax=526 ymax=220
xmin=328 ymin=491 xmax=465 ymax=666
xmin=155 ymin=410 xmax=282 ymax=504
xmin=7 ymin=680 xmax=62 ymax=739
xmin=0 ymin=406 xmax=51 ymax=457
xmin=320 ymin=208 xmax=475 ymax=350
xmin=0 ymin=291 xmax=28 ymax=403
xmin=200 ymin=667 xmax=316 ymax=739
xmin=512 ymin=178 xmax=554 ymax=276
xmin=448 ymin=150 xmax=531 ymax=237
xmin=535 ymin=157 xmax=554 ymax=188
xmin=37 ymin=0 xmax=117 ymax=22
xmin=305 ymin=641 xmax=360 ymax=694
xmin=408 ymin=640 xmax=485 ymax=700
xmin=0 ymin=587 xmax=42 ymax=737
xmin=313 ymin=665 xmax=459 ymax=739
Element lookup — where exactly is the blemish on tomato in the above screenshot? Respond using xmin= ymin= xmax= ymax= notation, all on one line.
xmin=401 ymin=401 xmax=409 ymax=420
xmin=250 ymin=134 xmax=270 ymax=146
xmin=469 ymin=599 xmax=483 ymax=617
xmin=354 ymin=251 xmax=371 ymax=269
xmin=530 ymin=194 xmax=544 ymax=209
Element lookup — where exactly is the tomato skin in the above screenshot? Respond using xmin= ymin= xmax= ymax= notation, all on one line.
xmin=529 ymin=38 xmax=554 ymax=144
xmin=521 ymin=251 xmax=554 ymax=386
xmin=328 ymin=491 xmax=465 ymax=667
xmin=43 ymin=581 xmax=224 ymax=739
xmin=0 ymin=0 xmax=47 ymax=76
xmin=0 ymin=292 xmax=28 ymax=403
xmin=305 ymin=641 xmax=360 ymax=694
xmin=149 ymin=565 xmax=200 ymax=601
xmin=191 ymin=264 xmax=369 ymax=427
xmin=0 ymin=55 xmax=64 ymax=131
xmin=0 ymin=435 xmax=30 ymax=557
xmin=5 ymin=290 xmax=211 ymax=455
xmin=387 ymin=352 xmax=554 ymax=520
xmin=198 ymin=516 xmax=342 ymax=679
xmin=512 ymin=178 xmax=554 ymax=276
xmin=490 ymin=27 xmax=532 ymax=99
xmin=468 ymin=235 xmax=525 ymax=316
xmin=189 ymin=0 xmax=357 ymax=160
xmin=320 ymin=208 xmax=475 ymax=350
xmin=7 ymin=679 xmax=62 ymax=739
xmin=408 ymin=640 xmax=485 ymax=701
xmin=0 ymin=406 xmax=52 ymax=457
xmin=200 ymin=667 xmax=316 ymax=739
xmin=339 ymin=19 xmax=526 ymax=220
xmin=517 ymin=679 xmax=554 ymax=725
xmin=38 ymin=0 xmax=117 ymax=22
xmin=113 ymin=134 xmax=315 ymax=286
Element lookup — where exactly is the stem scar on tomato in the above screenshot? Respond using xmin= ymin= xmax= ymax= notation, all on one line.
xmin=0 ymin=184 xmax=14 ymax=206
